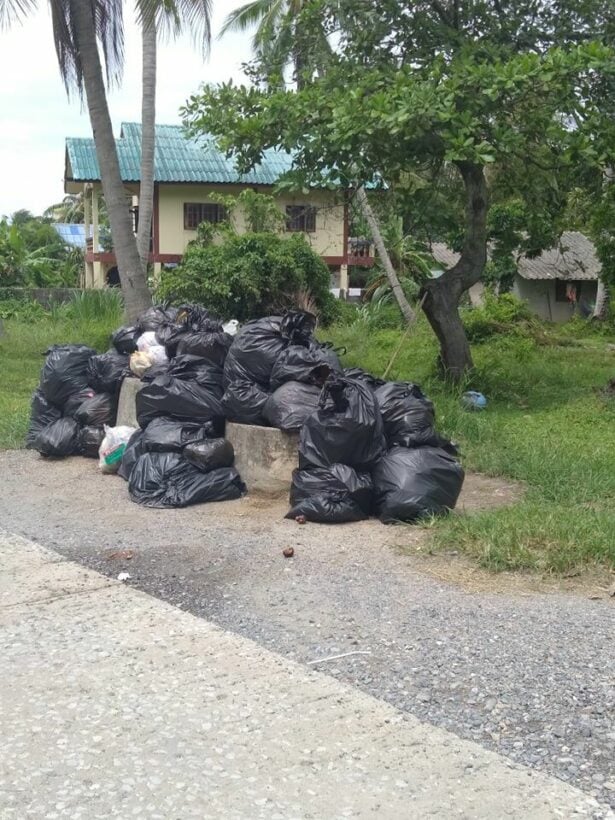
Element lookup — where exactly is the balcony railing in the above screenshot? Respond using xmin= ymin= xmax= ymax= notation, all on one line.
xmin=348 ymin=237 xmax=374 ymax=266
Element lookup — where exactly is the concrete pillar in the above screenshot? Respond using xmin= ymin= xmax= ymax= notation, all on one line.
xmin=339 ymin=264 xmax=349 ymax=299
xmin=92 ymin=187 xmax=99 ymax=259
xmin=153 ymin=262 xmax=162 ymax=287
xmin=85 ymin=261 xmax=95 ymax=289
xmin=93 ymin=261 xmax=106 ymax=289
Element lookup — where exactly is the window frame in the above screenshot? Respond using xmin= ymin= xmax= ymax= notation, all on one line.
xmin=183 ymin=202 xmax=227 ymax=230
xmin=285 ymin=204 xmax=317 ymax=233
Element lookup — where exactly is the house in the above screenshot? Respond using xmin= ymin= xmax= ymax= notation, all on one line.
xmin=63 ymin=123 xmax=373 ymax=292
xmin=431 ymin=231 xmax=600 ymax=322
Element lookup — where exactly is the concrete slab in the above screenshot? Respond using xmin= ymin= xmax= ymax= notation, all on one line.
xmin=116 ymin=377 xmax=143 ymax=428
xmin=227 ymin=421 xmax=298 ymax=496
xmin=0 ymin=532 xmax=604 ymax=819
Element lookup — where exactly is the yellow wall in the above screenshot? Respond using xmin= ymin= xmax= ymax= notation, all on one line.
xmin=156 ymin=184 xmax=345 ymax=259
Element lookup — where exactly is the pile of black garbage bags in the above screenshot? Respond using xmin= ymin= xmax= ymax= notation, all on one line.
xmin=26 ymin=303 xmax=465 ymax=521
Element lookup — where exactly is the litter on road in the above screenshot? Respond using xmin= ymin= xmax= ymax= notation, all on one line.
xmin=26 ymin=303 xmax=465 ymax=524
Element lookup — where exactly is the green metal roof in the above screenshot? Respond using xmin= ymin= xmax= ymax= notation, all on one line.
xmin=65 ymin=122 xmax=295 ymax=186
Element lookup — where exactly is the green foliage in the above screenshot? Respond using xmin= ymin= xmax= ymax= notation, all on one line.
xmin=0 ymin=212 xmax=82 ymax=287
xmin=158 ymin=231 xmax=337 ymax=324
xmin=462 ymin=292 xmax=533 ymax=342
xmin=62 ymin=289 xmax=124 ymax=325
xmin=0 ymin=298 xmax=48 ymax=321
xmin=322 ymin=317 xmax=615 ymax=573
xmin=207 ymin=189 xmax=286 ymax=234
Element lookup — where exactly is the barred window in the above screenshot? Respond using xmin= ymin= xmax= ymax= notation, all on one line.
xmin=184 ymin=202 xmax=226 ymax=230
xmin=285 ymin=205 xmax=317 ymax=233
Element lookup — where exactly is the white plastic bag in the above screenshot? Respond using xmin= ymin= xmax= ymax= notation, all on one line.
xmin=130 ymin=351 xmax=154 ymax=378
xmin=222 ymin=319 xmax=239 ymax=337
xmin=137 ymin=332 xmax=168 ymax=365
xmin=98 ymin=425 xmax=137 ymax=474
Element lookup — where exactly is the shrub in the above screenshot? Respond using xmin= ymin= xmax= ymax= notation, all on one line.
xmin=0 ymin=297 xmax=48 ymax=321
xmin=462 ymin=292 xmax=533 ymax=342
xmin=157 ymin=231 xmax=338 ymax=325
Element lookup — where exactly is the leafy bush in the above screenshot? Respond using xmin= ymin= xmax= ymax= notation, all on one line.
xmin=157 ymin=231 xmax=338 ymax=324
xmin=462 ymin=292 xmax=533 ymax=342
xmin=0 ymin=297 xmax=48 ymax=321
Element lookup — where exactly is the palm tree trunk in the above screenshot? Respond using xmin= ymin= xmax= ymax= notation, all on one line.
xmin=355 ymin=186 xmax=416 ymax=325
xmin=68 ymin=0 xmax=152 ymax=323
xmin=137 ymin=20 xmax=156 ymax=272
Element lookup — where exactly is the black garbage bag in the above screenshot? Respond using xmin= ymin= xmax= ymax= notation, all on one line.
xmin=154 ymin=322 xmax=187 ymax=358
xmin=128 ymin=452 xmax=245 ymax=508
xmin=175 ymin=321 xmax=233 ymax=368
xmin=223 ymin=316 xmax=287 ymax=386
xmin=280 ymin=310 xmax=317 ymax=344
xmin=137 ymin=304 xmax=179 ymax=333
xmin=112 ymin=325 xmax=140 ymax=355
xmin=312 ymin=341 xmax=343 ymax=372
xmin=78 ymin=425 xmax=105 ymax=458
xmin=139 ymin=361 xmax=170 ymax=382
xmin=374 ymin=382 xmax=437 ymax=446
xmin=175 ymin=303 xmax=211 ymax=328
xmin=40 ymin=344 xmax=96 ymax=407
xmin=222 ymin=380 xmax=270 ymax=425
xmin=34 ymin=417 xmax=80 ymax=458
xmin=73 ymin=393 xmax=116 ymax=427
xmin=288 ymin=463 xmax=373 ymax=517
xmin=343 ymin=367 xmax=386 ymax=391
xmin=372 ymin=445 xmax=465 ymax=523
xmin=87 ymin=349 xmax=129 ymax=394
xmin=184 ymin=438 xmax=234 ymax=472
xmin=299 ymin=376 xmax=386 ymax=471
xmin=269 ymin=344 xmax=339 ymax=391
xmin=167 ymin=355 xmax=224 ymax=397
xmin=287 ymin=492 xmax=367 ymax=524
xmin=141 ymin=417 xmax=211 ymax=453
xmin=136 ymin=375 xmax=225 ymax=430
xmin=26 ymin=389 xmax=62 ymax=448
xmin=118 ymin=429 xmax=145 ymax=481
xmin=262 ymin=382 xmax=322 ymax=431
xmin=63 ymin=388 xmax=96 ymax=417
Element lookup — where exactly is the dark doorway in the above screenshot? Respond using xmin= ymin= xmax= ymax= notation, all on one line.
xmin=106 ymin=266 xmax=120 ymax=287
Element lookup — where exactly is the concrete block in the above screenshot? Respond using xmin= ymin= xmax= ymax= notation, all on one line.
xmin=226 ymin=422 xmax=298 ymax=496
xmin=116 ymin=377 xmax=144 ymax=428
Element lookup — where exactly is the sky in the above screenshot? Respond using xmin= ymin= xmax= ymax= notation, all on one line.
xmin=0 ymin=1 xmax=251 ymax=218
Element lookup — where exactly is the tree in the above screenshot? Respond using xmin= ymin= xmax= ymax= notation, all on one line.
xmin=219 ymin=0 xmax=415 ymax=323
xmin=1 ymin=0 xmax=152 ymax=321
xmin=186 ymin=0 xmax=614 ymax=378
xmin=136 ymin=0 xmax=212 ymax=272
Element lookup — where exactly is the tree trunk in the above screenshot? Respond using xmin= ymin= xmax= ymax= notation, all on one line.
xmin=355 ymin=186 xmax=416 ymax=325
xmin=68 ymin=0 xmax=152 ymax=323
xmin=137 ymin=20 xmax=156 ymax=272
xmin=593 ymin=278 xmax=610 ymax=320
xmin=422 ymin=162 xmax=488 ymax=380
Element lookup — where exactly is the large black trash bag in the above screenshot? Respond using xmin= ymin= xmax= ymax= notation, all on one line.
xmin=118 ymin=429 xmax=145 ymax=481
xmin=223 ymin=316 xmax=286 ymax=386
xmin=40 ymin=344 xmax=96 ymax=407
xmin=63 ymin=388 xmax=96 ymax=417
xmin=263 ymin=382 xmax=322 ymax=431
xmin=343 ymin=367 xmax=386 ymax=391
xmin=26 ymin=389 xmax=62 ymax=448
xmin=184 ymin=438 xmax=234 ymax=472
xmin=372 ymin=445 xmax=465 ymax=523
xmin=269 ymin=344 xmax=339 ymax=391
xmin=167 ymin=355 xmax=224 ymax=396
xmin=136 ymin=375 xmax=225 ymax=430
xmin=224 ymin=311 xmax=318 ymax=387
xmin=137 ymin=304 xmax=179 ymax=333
xmin=299 ymin=376 xmax=386 ymax=471
xmin=375 ymin=382 xmax=436 ymax=446
xmin=34 ymin=417 xmax=80 ymax=458
xmin=286 ymin=463 xmax=373 ymax=523
xmin=74 ymin=393 xmax=116 ymax=427
xmin=175 ymin=320 xmax=233 ymax=368
xmin=112 ymin=325 xmax=140 ymax=355
xmin=128 ymin=452 xmax=245 ymax=508
xmin=78 ymin=426 xmax=105 ymax=458
xmin=141 ymin=417 xmax=211 ymax=453
xmin=87 ymin=349 xmax=129 ymax=394
xmin=139 ymin=361 xmax=170 ymax=382
xmin=222 ymin=380 xmax=270 ymax=425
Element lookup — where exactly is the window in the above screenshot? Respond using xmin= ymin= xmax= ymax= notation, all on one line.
xmin=286 ymin=205 xmax=317 ymax=233
xmin=184 ymin=202 xmax=226 ymax=230
xmin=555 ymin=279 xmax=582 ymax=303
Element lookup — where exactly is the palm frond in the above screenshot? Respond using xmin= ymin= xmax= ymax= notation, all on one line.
xmin=0 ymin=0 xmax=37 ymax=29
xmin=138 ymin=0 xmax=212 ymax=55
xmin=218 ymin=0 xmax=277 ymax=37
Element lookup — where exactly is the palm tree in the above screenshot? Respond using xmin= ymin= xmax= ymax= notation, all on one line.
xmin=136 ymin=0 xmax=212 ymax=271
xmin=220 ymin=0 xmax=416 ymax=323
xmin=220 ymin=0 xmax=333 ymax=89
xmin=1 ymin=0 xmax=152 ymax=321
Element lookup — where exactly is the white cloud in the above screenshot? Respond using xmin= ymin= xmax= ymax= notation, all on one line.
xmin=0 ymin=1 xmax=251 ymax=217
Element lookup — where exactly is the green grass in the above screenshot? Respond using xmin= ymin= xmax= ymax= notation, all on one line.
xmin=324 ymin=318 xmax=615 ymax=574
xmin=0 ymin=293 xmax=122 ymax=449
